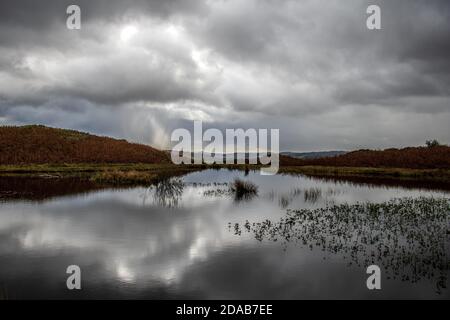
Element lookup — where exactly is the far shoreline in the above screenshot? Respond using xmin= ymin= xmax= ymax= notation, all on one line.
xmin=1 ymin=163 xmax=450 ymax=186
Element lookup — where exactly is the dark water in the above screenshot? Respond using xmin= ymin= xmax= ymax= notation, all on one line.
xmin=0 ymin=169 xmax=449 ymax=299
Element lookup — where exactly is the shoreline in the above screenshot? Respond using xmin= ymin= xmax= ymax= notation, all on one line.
xmin=1 ymin=164 xmax=450 ymax=201
xmin=0 ymin=163 xmax=450 ymax=184
xmin=279 ymin=166 xmax=450 ymax=183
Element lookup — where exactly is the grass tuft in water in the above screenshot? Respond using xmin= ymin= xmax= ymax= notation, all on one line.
xmin=231 ymin=196 xmax=450 ymax=293
xmin=229 ymin=178 xmax=258 ymax=201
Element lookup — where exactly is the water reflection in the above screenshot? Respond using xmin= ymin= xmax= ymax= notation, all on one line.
xmin=142 ymin=178 xmax=184 ymax=208
xmin=0 ymin=177 xmax=103 ymax=201
xmin=201 ymin=180 xmax=259 ymax=202
xmin=0 ymin=169 xmax=449 ymax=299
xmin=232 ymin=197 xmax=450 ymax=294
xmin=297 ymin=174 xmax=450 ymax=192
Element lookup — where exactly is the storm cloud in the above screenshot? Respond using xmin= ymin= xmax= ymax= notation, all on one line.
xmin=0 ymin=0 xmax=449 ymax=150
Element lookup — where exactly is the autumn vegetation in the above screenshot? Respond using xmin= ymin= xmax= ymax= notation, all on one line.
xmin=1 ymin=125 xmax=449 ymax=185
xmin=0 ymin=125 xmax=169 ymax=164
xmin=281 ymin=145 xmax=450 ymax=169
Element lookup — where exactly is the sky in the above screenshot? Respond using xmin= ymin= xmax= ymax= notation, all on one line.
xmin=0 ymin=0 xmax=449 ymax=151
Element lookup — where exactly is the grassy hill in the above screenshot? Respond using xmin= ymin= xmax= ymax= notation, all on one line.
xmin=281 ymin=146 xmax=450 ymax=169
xmin=1 ymin=125 xmax=449 ymax=171
xmin=0 ymin=125 xmax=169 ymax=164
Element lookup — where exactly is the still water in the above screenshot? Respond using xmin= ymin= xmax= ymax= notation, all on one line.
xmin=0 ymin=169 xmax=449 ymax=299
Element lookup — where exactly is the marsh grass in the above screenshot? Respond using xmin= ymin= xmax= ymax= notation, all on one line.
xmin=91 ymin=170 xmax=158 ymax=186
xmin=266 ymin=187 xmax=325 ymax=208
xmin=303 ymin=188 xmax=322 ymax=203
xmin=0 ymin=163 xmax=202 ymax=179
xmin=229 ymin=179 xmax=258 ymax=201
xmin=2 ymin=163 xmax=450 ymax=187
xmin=279 ymin=166 xmax=450 ymax=183
xmin=147 ymin=178 xmax=184 ymax=207
xmin=203 ymin=188 xmax=229 ymax=197
xmin=232 ymin=197 xmax=450 ymax=293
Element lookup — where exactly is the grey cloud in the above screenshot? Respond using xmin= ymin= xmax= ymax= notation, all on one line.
xmin=0 ymin=0 xmax=208 ymax=28
xmin=189 ymin=0 xmax=450 ymax=110
xmin=0 ymin=0 xmax=449 ymax=150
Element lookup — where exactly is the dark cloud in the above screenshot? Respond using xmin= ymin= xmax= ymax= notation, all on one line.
xmin=0 ymin=0 xmax=449 ymax=150
xmin=0 ymin=0 xmax=208 ymax=27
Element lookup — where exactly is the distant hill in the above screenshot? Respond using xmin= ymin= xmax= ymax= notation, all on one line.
xmin=281 ymin=146 xmax=450 ymax=169
xmin=0 ymin=125 xmax=169 ymax=164
xmin=281 ymin=151 xmax=347 ymax=159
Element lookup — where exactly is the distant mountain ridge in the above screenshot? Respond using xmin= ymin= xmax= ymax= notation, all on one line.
xmin=281 ymin=151 xmax=347 ymax=159
xmin=0 ymin=125 xmax=169 ymax=164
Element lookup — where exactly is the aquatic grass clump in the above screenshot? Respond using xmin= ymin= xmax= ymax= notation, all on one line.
xmin=231 ymin=197 xmax=450 ymax=293
xmin=201 ymin=180 xmax=258 ymax=201
xmin=148 ymin=178 xmax=184 ymax=207
xmin=229 ymin=178 xmax=258 ymax=201
xmin=203 ymin=188 xmax=229 ymax=197
xmin=271 ymin=187 xmax=303 ymax=208
xmin=303 ymin=187 xmax=322 ymax=203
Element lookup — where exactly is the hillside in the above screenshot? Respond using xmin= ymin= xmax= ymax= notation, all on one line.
xmin=0 ymin=125 xmax=169 ymax=164
xmin=282 ymin=146 xmax=450 ymax=169
xmin=2 ymin=125 xmax=449 ymax=170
